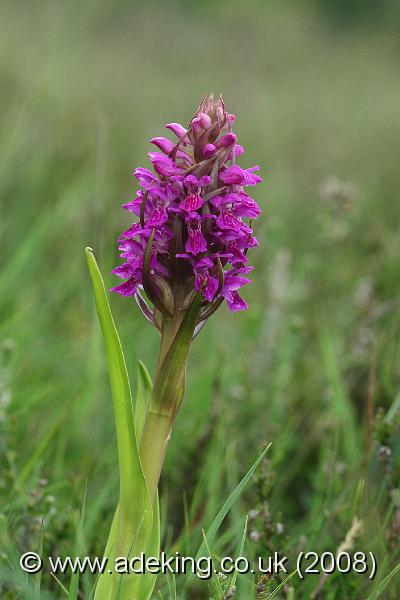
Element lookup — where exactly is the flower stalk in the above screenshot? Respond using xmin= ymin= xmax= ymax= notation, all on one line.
xmin=86 ymin=94 xmax=262 ymax=600
xmin=140 ymin=292 xmax=202 ymax=502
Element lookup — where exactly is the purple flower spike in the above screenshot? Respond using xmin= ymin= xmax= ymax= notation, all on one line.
xmin=112 ymin=94 xmax=262 ymax=323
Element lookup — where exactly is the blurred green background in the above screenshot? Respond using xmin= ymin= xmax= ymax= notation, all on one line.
xmin=1 ymin=1 xmax=400 ymax=598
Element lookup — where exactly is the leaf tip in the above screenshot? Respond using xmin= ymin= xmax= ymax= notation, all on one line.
xmin=138 ymin=360 xmax=153 ymax=389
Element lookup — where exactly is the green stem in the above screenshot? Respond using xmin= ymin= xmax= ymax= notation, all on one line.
xmin=139 ymin=409 xmax=171 ymax=502
xmin=157 ymin=290 xmax=187 ymax=365
xmin=139 ymin=314 xmax=184 ymax=502
xmin=139 ymin=294 xmax=202 ymax=502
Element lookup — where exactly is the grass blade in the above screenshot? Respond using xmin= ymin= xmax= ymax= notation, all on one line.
xmin=201 ymin=529 xmax=224 ymax=598
xmin=365 ymin=562 xmax=400 ymax=600
xmin=68 ymin=484 xmax=87 ymax=600
xmin=34 ymin=519 xmax=44 ymax=596
xmin=184 ymin=444 xmax=271 ymax=590
xmin=195 ymin=443 xmax=271 ymax=561
xmin=230 ymin=515 xmax=248 ymax=589
xmin=266 ymin=570 xmax=297 ymax=599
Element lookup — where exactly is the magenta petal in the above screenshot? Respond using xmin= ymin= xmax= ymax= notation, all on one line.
xmin=219 ymin=166 xmax=243 ymax=184
xmin=233 ymin=193 xmax=261 ymax=218
xmin=203 ymin=143 xmax=216 ymax=158
xmin=216 ymin=133 xmax=236 ymax=148
xmin=224 ymin=290 xmax=248 ymax=311
xmin=151 ymin=137 xmax=175 ymax=154
xmin=110 ymin=277 xmax=138 ymax=296
xmin=195 ymin=267 xmax=218 ymax=302
xmin=199 ymin=112 xmax=212 ymax=129
xmin=220 ymin=165 xmax=262 ymax=186
xmin=233 ymin=144 xmax=244 ymax=157
xmin=112 ymin=262 xmax=134 ymax=278
xmin=121 ymin=225 xmax=140 ymax=239
xmin=191 ymin=112 xmax=212 ymax=135
xmin=179 ymin=193 xmax=203 ymax=212
xmin=216 ymin=209 xmax=242 ymax=232
xmin=148 ymin=207 xmax=168 ymax=227
xmin=165 ymin=122 xmax=187 ymax=138
xmin=185 ymin=228 xmax=208 ymax=255
xmin=123 ymin=196 xmax=142 ymax=215
xmin=198 ymin=175 xmax=212 ymax=186
xmin=134 ymin=167 xmax=157 ymax=187
xmin=195 ymin=256 xmax=214 ymax=268
xmin=148 ymin=152 xmax=178 ymax=177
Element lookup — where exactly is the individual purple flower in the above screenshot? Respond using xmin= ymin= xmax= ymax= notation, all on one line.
xmin=148 ymin=152 xmax=181 ymax=177
xmin=134 ymin=168 xmax=158 ymax=188
xmin=216 ymin=207 xmax=243 ymax=233
xmin=111 ymin=94 xmax=263 ymax=325
xmin=220 ymin=165 xmax=262 ymax=186
xmin=179 ymin=193 xmax=204 ymax=213
xmin=165 ymin=122 xmax=187 ymax=138
xmin=150 ymin=137 xmax=175 ymax=154
xmin=220 ymin=267 xmax=253 ymax=311
xmin=185 ymin=212 xmax=208 ymax=255
xmin=147 ymin=200 xmax=169 ymax=227
xmin=194 ymin=257 xmax=219 ymax=302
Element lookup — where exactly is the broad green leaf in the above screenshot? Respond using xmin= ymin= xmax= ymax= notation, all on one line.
xmin=135 ymin=360 xmax=153 ymax=442
xmin=132 ymin=363 xmax=160 ymax=600
xmin=98 ymin=361 xmax=159 ymax=600
xmin=134 ymin=493 xmax=160 ymax=600
xmin=85 ymin=248 xmax=158 ymax=600
xmin=100 ymin=494 xmax=160 ymax=600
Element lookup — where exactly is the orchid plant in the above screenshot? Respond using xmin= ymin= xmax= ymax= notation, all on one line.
xmin=86 ymin=94 xmax=262 ymax=599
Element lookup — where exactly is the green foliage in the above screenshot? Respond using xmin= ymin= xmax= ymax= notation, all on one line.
xmin=86 ymin=248 xmax=159 ymax=599
xmin=135 ymin=361 xmax=153 ymax=442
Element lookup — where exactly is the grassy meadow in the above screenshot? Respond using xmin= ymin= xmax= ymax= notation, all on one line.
xmin=1 ymin=1 xmax=400 ymax=598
